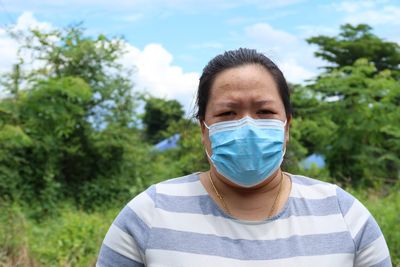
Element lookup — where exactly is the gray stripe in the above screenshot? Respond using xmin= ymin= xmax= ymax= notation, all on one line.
xmin=113 ymin=206 xmax=151 ymax=252
xmin=96 ymin=244 xmax=144 ymax=267
xmin=145 ymin=185 xmax=156 ymax=202
xmin=370 ymin=256 xmax=392 ymax=267
xmin=161 ymin=173 xmax=200 ymax=184
xmin=291 ymin=175 xmax=328 ymax=185
xmin=354 ymin=216 xmax=383 ymax=251
xmin=147 ymin=228 xmax=355 ymax=260
xmin=155 ymin=193 xmax=340 ymax=218
xmin=335 ymin=186 xmax=355 ymax=216
xmin=155 ymin=194 xmax=227 ymax=217
xmin=287 ymin=196 xmax=340 ymax=216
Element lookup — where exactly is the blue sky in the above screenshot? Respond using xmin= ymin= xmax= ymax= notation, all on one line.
xmin=1 ymin=0 xmax=399 ymax=113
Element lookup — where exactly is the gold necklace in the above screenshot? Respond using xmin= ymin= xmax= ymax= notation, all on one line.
xmin=208 ymin=171 xmax=284 ymax=218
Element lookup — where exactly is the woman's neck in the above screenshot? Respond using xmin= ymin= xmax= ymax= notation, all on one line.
xmin=201 ymin=168 xmax=291 ymax=221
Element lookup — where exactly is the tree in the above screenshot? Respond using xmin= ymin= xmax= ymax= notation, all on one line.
xmin=307 ymin=59 xmax=400 ymax=185
xmin=10 ymin=25 xmax=137 ymax=128
xmin=142 ymin=97 xmax=185 ymax=144
xmin=0 ymin=25 xmax=148 ymax=214
xmin=297 ymin=24 xmax=400 ymax=185
xmin=307 ymin=24 xmax=400 ymax=78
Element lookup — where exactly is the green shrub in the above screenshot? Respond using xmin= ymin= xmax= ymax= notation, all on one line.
xmin=27 ymin=204 xmax=119 ymax=267
xmin=0 ymin=201 xmax=37 ymax=266
xmin=349 ymin=183 xmax=400 ymax=266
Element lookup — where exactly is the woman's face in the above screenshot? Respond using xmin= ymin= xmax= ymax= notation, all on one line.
xmin=201 ymin=63 xmax=291 ymax=157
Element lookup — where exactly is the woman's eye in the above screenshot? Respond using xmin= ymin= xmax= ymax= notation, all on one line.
xmin=217 ymin=111 xmax=235 ymax=116
xmin=257 ymin=110 xmax=274 ymax=114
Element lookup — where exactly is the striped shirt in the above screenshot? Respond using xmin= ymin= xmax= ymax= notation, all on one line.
xmin=96 ymin=173 xmax=392 ymax=267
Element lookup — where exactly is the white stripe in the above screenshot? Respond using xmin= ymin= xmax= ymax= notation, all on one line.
xmin=156 ymin=180 xmax=208 ymax=196
xmin=153 ymin=209 xmax=347 ymax=240
xmin=157 ymin=174 xmax=335 ymax=199
xmin=127 ymin=191 xmax=155 ymax=226
xmin=146 ymin=249 xmax=354 ymax=267
xmin=344 ymin=199 xmax=370 ymax=239
xmin=209 ymin=119 xmax=284 ymax=135
xmin=103 ymin=224 xmax=143 ymax=263
xmin=355 ymin=235 xmax=390 ymax=267
xmin=291 ymin=183 xmax=336 ymax=199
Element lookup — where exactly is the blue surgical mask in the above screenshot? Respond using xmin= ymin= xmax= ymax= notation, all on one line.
xmin=204 ymin=116 xmax=286 ymax=188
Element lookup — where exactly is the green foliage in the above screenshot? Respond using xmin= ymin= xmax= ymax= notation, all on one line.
xmin=283 ymin=119 xmax=306 ymax=172
xmin=11 ymin=24 xmax=137 ymax=127
xmin=78 ymin=126 xmax=155 ymax=211
xmin=307 ymin=24 xmax=400 ymax=77
xmin=0 ymin=125 xmax=33 ymax=201
xmin=0 ymin=201 xmax=32 ymax=266
xmin=307 ymin=59 xmax=400 ymax=185
xmin=0 ymin=22 xmax=399 ymax=266
xmin=349 ymin=184 xmax=400 ymax=266
xmin=2 ymin=186 xmax=399 ymax=266
xmin=28 ymin=204 xmax=119 ymax=267
xmin=0 ymin=26 xmax=144 ymax=216
xmin=155 ymin=119 xmax=209 ymax=177
xmin=0 ymin=201 xmax=120 ymax=267
xmin=142 ymin=97 xmax=185 ymax=144
xmin=296 ymin=24 xmax=400 ymax=185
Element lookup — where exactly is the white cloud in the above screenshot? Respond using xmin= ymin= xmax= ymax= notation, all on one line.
xmin=345 ymin=6 xmax=400 ymax=25
xmin=0 ymin=28 xmax=18 ymax=73
xmin=245 ymin=23 xmax=297 ymax=53
xmin=13 ymin=11 xmax=52 ymax=31
xmin=1 ymin=12 xmax=199 ymax=115
xmin=0 ymin=12 xmax=52 ymax=73
xmin=333 ymin=0 xmax=400 ymax=26
xmin=296 ymin=25 xmax=338 ymax=38
xmin=243 ymin=23 xmax=323 ymax=84
xmin=279 ymin=60 xmax=315 ymax=83
xmin=120 ymin=43 xmax=199 ymax=115
xmin=334 ymin=1 xmax=378 ymax=13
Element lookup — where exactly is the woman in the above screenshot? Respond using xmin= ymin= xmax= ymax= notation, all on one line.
xmin=97 ymin=48 xmax=391 ymax=266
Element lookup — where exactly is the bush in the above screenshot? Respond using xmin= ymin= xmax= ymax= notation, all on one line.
xmin=27 ymin=204 xmax=119 ymax=266
xmin=0 ymin=201 xmax=37 ymax=266
xmin=349 ymin=183 xmax=400 ymax=266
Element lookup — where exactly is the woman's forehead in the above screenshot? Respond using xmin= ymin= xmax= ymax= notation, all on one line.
xmin=208 ymin=65 xmax=281 ymax=104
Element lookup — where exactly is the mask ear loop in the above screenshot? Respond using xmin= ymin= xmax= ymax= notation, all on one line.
xmin=205 ymin=148 xmax=213 ymax=161
xmin=203 ymin=121 xmax=213 ymax=161
xmin=282 ymin=119 xmax=288 ymax=156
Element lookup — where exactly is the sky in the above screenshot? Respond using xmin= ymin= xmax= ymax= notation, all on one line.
xmin=0 ymin=0 xmax=399 ymax=114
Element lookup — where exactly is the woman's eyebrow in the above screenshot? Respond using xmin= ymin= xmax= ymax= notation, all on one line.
xmin=254 ymin=100 xmax=275 ymax=106
xmin=213 ymin=101 xmax=239 ymax=107
xmin=213 ymin=99 xmax=276 ymax=108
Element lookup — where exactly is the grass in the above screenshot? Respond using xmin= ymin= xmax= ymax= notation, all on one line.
xmin=0 ymin=202 xmax=120 ymax=267
xmin=349 ymin=184 xmax=400 ymax=266
xmin=1 ymin=184 xmax=399 ymax=266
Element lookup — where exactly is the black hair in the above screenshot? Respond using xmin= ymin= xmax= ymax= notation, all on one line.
xmin=195 ymin=48 xmax=292 ymax=121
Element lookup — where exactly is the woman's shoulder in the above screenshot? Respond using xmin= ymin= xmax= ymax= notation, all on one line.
xmin=128 ymin=172 xmax=204 ymax=206
xmin=290 ymin=173 xmax=363 ymax=214
xmin=147 ymin=172 xmax=204 ymax=195
xmin=288 ymin=174 xmax=390 ymax=265
xmin=290 ymin=173 xmax=334 ymax=187
xmin=290 ymin=174 xmax=339 ymax=197
xmin=289 ymin=174 xmax=361 ymax=209
xmin=158 ymin=172 xmax=201 ymax=185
